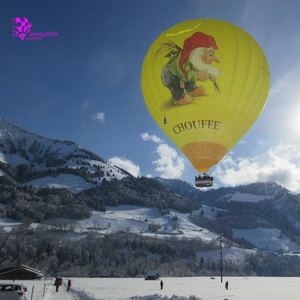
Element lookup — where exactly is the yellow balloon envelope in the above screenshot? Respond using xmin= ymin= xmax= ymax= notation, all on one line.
xmin=141 ymin=19 xmax=270 ymax=172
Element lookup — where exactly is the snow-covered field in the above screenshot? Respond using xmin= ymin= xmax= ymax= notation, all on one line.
xmin=69 ymin=205 xmax=218 ymax=241
xmin=3 ymin=277 xmax=300 ymax=300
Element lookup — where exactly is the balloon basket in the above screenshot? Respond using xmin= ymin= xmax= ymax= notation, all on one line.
xmin=195 ymin=173 xmax=213 ymax=188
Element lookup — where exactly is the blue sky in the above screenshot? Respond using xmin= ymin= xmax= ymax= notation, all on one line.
xmin=2 ymin=0 xmax=300 ymax=191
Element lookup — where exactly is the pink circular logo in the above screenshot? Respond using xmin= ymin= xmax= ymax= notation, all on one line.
xmin=14 ymin=17 xmax=32 ymax=40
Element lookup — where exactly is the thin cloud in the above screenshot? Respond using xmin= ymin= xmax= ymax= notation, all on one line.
xmin=270 ymin=69 xmax=299 ymax=98
xmin=240 ymin=0 xmax=278 ymax=41
xmin=80 ymin=101 xmax=89 ymax=111
xmin=214 ymin=144 xmax=300 ymax=192
xmin=141 ymin=132 xmax=163 ymax=144
xmin=108 ymin=157 xmax=140 ymax=177
xmin=141 ymin=132 xmax=185 ymax=179
xmin=92 ymin=112 xmax=105 ymax=123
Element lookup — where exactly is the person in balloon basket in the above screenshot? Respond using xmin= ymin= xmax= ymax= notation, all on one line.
xmin=161 ymin=31 xmax=221 ymax=106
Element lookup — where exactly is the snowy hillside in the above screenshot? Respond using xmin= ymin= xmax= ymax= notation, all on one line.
xmin=0 ymin=118 xmax=128 ymax=191
xmin=0 ymin=118 xmax=79 ymax=163
xmin=223 ymin=192 xmax=271 ymax=203
xmin=45 ymin=205 xmax=219 ymax=241
xmin=25 ymin=174 xmax=96 ymax=193
xmin=191 ymin=205 xmax=226 ymax=219
xmin=232 ymin=227 xmax=300 ymax=252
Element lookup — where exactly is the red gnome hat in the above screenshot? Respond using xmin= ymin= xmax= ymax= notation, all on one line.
xmin=178 ymin=32 xmax=218 ymax=74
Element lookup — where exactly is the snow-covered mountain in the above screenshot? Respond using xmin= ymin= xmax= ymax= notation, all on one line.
xmin=0 ymin=118 xmax=200 ymax=234
xmin=1 ymin=118 xmax=300 ymax=275
xmin=157 ymin=178 xmax=300 ymax=253
xmin=0 ymin=118 xmax=128 ymax=191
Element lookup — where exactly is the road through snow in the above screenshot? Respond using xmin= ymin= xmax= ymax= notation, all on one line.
xmin=44 ymin=283 xmax=75 ymax=300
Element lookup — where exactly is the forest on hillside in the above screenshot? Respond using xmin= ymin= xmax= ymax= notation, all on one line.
xmin=2 ymin=228 xmax=300 ymax=277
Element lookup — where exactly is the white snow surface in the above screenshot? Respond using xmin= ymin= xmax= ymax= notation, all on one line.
xmin=74 ymin=205 xmax=218 ymax=241
xmin=224 ymin=192 xmax=270 ymax=203
xmin=232 ymin=227 xmax=300 ymax=252
xmin=7 ymin=277 xmax=300 ymax=300
xmin=25 ymin=174 xmax=96 ymax=193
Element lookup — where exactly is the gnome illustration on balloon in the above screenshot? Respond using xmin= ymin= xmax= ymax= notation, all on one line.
xmin=161 ymin=32 xmax=221 ymax=106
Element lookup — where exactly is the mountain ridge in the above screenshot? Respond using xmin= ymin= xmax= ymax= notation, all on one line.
xmin=0 ymin=118 xmax=128 ymax=189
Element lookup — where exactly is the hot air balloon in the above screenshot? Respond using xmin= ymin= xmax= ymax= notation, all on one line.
xmin=141 ymin=19 xmax=270 ymax=187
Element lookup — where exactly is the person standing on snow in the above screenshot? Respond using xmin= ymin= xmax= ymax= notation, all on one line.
xmin=67 ymin=279 xmax=71 ymax=292
xmin=54 ymin=277 xmax=61 ymax=292
xmin=160 ymin=279 xmax=164 ymax=290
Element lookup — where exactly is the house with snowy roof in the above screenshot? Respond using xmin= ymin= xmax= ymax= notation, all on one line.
xmin=0 ymin=265 xmax=44 ymax=280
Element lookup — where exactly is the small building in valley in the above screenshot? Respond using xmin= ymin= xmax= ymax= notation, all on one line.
xmin=145 ymin=271 xmax=159 ymax=280
xmin=0 ymin=265 xmax=44 ymax=280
